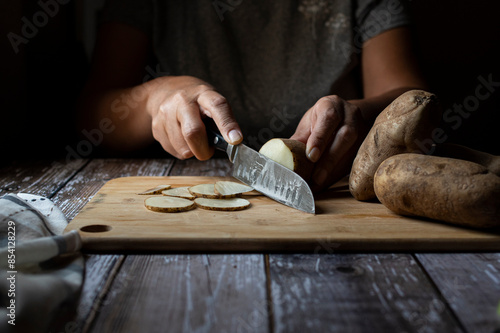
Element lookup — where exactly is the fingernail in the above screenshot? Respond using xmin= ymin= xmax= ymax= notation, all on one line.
xmin=307 ymin=147 xmax=320 ymax=162
xmin=313 ymin=169 xmax=328 ymax=186
xmin=228 ymin=130 xmax=242 ymax=144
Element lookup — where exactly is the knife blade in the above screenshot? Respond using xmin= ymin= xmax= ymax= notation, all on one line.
xmin=206 ymin=127 xmax=315 ymax=214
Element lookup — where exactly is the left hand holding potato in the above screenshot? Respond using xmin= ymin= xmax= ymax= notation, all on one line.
xmin=291 ymin=95 xmax=368 ymax=192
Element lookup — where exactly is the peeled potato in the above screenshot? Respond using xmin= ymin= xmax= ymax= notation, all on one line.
xmin=144 ymin=196 xmax=195 ymax=213
xmin=194 ymin=198 xmax=251 ymax=211
xmin=259 ymin=138 xmax=313 ymax=181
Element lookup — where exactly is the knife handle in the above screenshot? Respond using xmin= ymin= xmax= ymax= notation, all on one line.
xmin=205 ymin=122 xmax=228 ymax=152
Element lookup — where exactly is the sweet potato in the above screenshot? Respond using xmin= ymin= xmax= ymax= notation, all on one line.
xmin=374 ymin=153 xmax=500 ymax=228
xmin=349 ymin=90 xmax=441 ymax=201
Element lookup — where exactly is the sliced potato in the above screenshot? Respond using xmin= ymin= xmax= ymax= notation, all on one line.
xmin=162 ymin=187 xmax=195 ymax=200
xmin=259 ymin=138 xmax=313 ymax=181
xmin=137 ymin=184 xmax=172 ymax=195
xmin=214 ymin=181 xmax=253 ymax=196
xmin=188 ymin=183 xmax=221 ymax=198
xmin=144 ymin=196 xmax=195 ymax=213
xmin=194 ymin=197 xmax=251 ymax=211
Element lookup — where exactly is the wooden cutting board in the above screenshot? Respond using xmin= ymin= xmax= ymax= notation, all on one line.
xmin=64 ymin=176 xmax=500 ymax=252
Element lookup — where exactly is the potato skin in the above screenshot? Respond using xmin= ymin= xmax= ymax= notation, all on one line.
xmin=280 ymin=139 xmax=314 ymax=181
xmin=374 ymin=154 xmax=500 ymax=228
xmin=260 ymin=138 xmax=314 ymax=181
xmin=433 ymin=143 xmax=500 ymax=176
xmin=349 ymin=90 xmax=441 ymax=201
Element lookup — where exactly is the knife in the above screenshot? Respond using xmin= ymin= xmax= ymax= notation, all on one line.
xmin=205 ymin=127 xmax=315 ymax=214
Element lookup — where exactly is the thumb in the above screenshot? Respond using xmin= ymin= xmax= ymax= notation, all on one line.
xmin=290 ymin=125 xmax=310 ymax=144
xmin=290 ymin=109 xmax=312 ymax=145
xmin=198 ymin=90 xmax=243 ymax=145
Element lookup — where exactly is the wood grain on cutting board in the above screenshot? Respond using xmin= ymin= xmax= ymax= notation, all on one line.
xmin=64 ymin=176 xmax=500 ymax=252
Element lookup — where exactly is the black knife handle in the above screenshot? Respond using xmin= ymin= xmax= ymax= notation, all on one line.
xmin=205 ymin=121 xmax=228 ymax=152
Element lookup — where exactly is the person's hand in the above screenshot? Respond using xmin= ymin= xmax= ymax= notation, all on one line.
xmin=146 ymin=75 xmax=243 ymax=160
xmin=291 ymin=95 xmax=368 ymax=192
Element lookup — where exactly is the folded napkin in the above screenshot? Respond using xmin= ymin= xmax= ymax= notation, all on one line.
xmin=0 ymin=193 xmax=84 ymax=333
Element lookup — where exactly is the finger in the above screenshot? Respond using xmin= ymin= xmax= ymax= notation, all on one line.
xmin=177 ymin=101 xmax=214 ymax=160
xmin=157 ymin=100 xmax=194 ymax=159
xmin=311 ymin=114 xmax=360 ymax=190
xmin=197 ymin=90 xmax=243 ymax=145
xmin=305 ymin=96 xmax=343 ymax=163
xmin=152 ymin=113 xmax=189 ymax=159
xmin=310 ymin=147 xmax=355 ymax=193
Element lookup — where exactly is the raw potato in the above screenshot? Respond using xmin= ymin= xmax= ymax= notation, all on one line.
xmin=214 ymin=181 xmax=253 ymax=196
xmin=142 ymin=182 xmax=256 ymax=212
xmin=144 ymin=196 xmax=196 ymax=213
xmin=137 ymin=184 xmax=171 ymax=195
xmin=433 ymin=143 xmax=500 ymax=176
xmin=162 ymin=187 xmax=195 ymax=200
xmin=374 ymin=154 xmax=500 ymax=228
xmin=194 ymin=197 xmax=251 ymax=211
xmin=349 ymin=90 xmax=441 ymax=201
xmin=188 ymin=183 xmax=225 ymax=199
xmin=259 ymin=138 xmax=314 ymax=181
xmin=194 ymin=198 xmax=250 ymax=211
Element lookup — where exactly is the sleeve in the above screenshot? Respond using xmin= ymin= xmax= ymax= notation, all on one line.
xmin=354 ymin=0 xmax=412 ymax=43
xmin=99 ymin=0 xmax=153 ymax=36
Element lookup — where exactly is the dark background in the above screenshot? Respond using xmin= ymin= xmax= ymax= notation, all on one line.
xmin=1 ymin=0 xmax=499 ymax=160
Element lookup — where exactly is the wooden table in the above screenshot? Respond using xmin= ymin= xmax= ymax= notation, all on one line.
xmin=2 ymin=158 xmax=500 ymax=333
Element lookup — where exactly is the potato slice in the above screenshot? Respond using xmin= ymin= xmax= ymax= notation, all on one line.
xmin=214 ymin=181 xmax=253 ymax=196
xmin=194 ymin=198 xmax=251 ymax=211
xmin=144 ymin=196 xmax=195 ymax=213
xmin=259 ymin=138 xmax=313 ymax=181
xmin=137 ymin=184 xmax=172 ymax=195
xmin=188 ymin=183 xmax=221 ymax=198
xmin=162 ymin=187 xmax=195 ymax=200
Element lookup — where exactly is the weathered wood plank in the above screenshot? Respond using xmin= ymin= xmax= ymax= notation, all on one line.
xmin=48 ymin=158 xmax=174 ymax=332
xmin=89 ymin=158 xmax=269 ymax=333
xmin=416 ymin=253 xmax=500 ymax=333
xmin=52 ymin=158 xmax=172 ymax=220
xmin=169 ymin=158 xmax=232 ymax=176
xmin=0 ymin=159 xmax=88 ymax=197
xmin=268 ymin=254 xmax=463 ymax=333
xmin=90 ymin=254 xmax=268 ymax=333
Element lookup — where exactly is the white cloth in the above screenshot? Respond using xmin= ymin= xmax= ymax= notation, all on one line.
xmin=0 ymin=194 xmax=83 ymax=333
